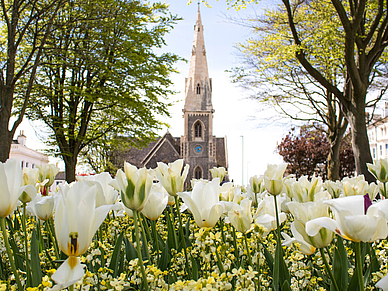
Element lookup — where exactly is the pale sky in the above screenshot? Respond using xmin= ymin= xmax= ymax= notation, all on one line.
xmin=16 ymin=0 xmax=289 ymax=185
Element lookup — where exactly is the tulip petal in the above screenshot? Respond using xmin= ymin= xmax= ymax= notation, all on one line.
xmin=306 ymin=217 xmax=338 ymax=237
xmin=376 ymin=273 xmax=388 ymax=291
xmin=49 ymin=257 xmax=84 ymax=291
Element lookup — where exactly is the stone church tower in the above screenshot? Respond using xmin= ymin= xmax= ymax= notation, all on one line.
xmin=114 ymin=5 xmax=227 ymax=182
xmin=181 ymin=5 xmax=217 ymax=180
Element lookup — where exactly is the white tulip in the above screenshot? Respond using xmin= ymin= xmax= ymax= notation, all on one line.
xmin=110 ymin=162 xmax=153 ymax=211
xmin=141 ymin=183 xmax=168 ymax=221
xmin=178 ymin=178 xmax=223 ymax=228
xmin=227 ymin=198 xmax=253 ymax=233
xmin=0 ymin=159 xmax=35 ymax=217
xmin=263 ymin=163 xmax=287 ymax=196
xmin=155 ymin=159 xmax=189 ymax=196
xmin=49 ymin=181 xmax=111 ymax=290
xmin=306 ymin=195 xmax=388 ymax=242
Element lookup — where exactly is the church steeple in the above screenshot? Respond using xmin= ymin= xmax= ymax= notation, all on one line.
xmin=184 ymin=4 xmax=213 ymax=112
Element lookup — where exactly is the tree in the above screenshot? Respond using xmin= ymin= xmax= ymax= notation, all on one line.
xmin=0 ymin=0 xmax=65 ymax=162
xmin=278 ymin=124 xmax=355 ymax=179
xmin=26 ymin=0 xmax=181 ymax=182
xmin=280 ymin=0 xmax=388 ymax=182
xmin=230 ymin=1 xmax=351 ymax=181
xmin=221 ymin=0 xmax=388 ymax=181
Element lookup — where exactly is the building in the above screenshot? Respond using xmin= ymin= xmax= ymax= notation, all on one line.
xmin=10 ymin=131 xmax=49 ymax=169
xmin=117 ymin=5 xmax=228 ymax=181
xmin=367 ymin=103 xmax=388 ymax=160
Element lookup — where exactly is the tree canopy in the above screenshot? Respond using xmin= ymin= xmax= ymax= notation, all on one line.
xmin=25 ymin=0 xmax=181 ymax=182
xmin=278 ymin=124 xmax=355 ymax=179
xmin=0 ymin=0 xmax=65 ymax=162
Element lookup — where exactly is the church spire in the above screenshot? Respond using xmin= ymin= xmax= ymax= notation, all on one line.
xmin=184 ymin=4 xmax=213 ymax=112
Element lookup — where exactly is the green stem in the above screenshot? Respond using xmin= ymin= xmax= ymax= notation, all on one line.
xmin=151 ymin=220 xmax=160 ymax=264
xmin=355 ymin=242 xmax=364 ymax=291
xmin=383 ymin=183 xmax=387 ymax=199
xmin=133 ymin=210 xmax=149 ymax=291
xmin=46 ymin=218 xmax=60 ymax=260
xmin=273 ymin=195 xmax=282 ymax=290
xmin=219 ymin=219 xmax=226 ymax=244
xmin=320 ymin=248 xmax=339 ymax=291
xmin=168 ymin=206 xmax=179 ymax=250
xmin=69 ymin=284 xmax=74 ymax=291
xmin=244 ymin=233 xmax=252 ymax=266
xmin=174 ymin=196 xmax=190 ymax=278
xmin=22 ymin=204 xmax=32 ymax=287
xmin=0 ymin=217 xmax=23 ymax=290
xmin=231 ymin=226 xmax=240 ymax=267
xmin=139 ymin=213 xmax=151 ymax=263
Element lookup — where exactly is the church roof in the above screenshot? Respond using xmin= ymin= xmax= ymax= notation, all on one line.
xmin=184 ymin=4 xmax=213 ymax=112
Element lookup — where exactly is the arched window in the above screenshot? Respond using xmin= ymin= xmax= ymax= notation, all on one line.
xmin=194 ymin=122 xmax=202 ymax=138
xmin=196 ymin=83 xmax=200 ymax=94
xmin=194 ymin=166 xmax=202 ymax=180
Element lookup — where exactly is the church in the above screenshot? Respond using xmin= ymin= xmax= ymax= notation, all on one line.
xmin=117 ymin=5 xmax=228 ymax=181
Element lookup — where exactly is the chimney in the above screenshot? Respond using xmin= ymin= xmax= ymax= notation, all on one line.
xmin=17 ymin=130 xmax=26 ymax=146
xmin=384 ymin=102 xmax=388 ymax=118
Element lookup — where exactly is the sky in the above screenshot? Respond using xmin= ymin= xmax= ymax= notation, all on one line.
xmin=16 ymin=0 xmax=289 ymax=186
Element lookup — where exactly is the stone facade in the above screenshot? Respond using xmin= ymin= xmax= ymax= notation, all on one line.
xmin=118 ymin=5 xmax=228 ymax=182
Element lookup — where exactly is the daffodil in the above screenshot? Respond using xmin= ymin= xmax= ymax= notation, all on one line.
xmin=263 ymin=163 xmax=287 ymax=196
xmin=155 ymin=159 xmax=189 ymax=196
xmin=178 ymin=178 xmax=224 ymax=228
xmin=110 ymin=162 xmax=153 ymax=211
xmin=306 ymin=195 xmax=388 ymax=242
xmin=49 ymin=181 xmax=111 ymax=290
xmin=141 ymin=183 xmax=168 ymax=221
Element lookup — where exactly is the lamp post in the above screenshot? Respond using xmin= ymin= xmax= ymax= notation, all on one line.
xmin=241 ymin=135 xmax=244 ymax=186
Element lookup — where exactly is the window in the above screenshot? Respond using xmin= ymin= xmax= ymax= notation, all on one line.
xmin=386 ymin=144 xmax=388 ymax=156
xmin=373 ymin=148 xmax=376 ymax=159
xmin=194 ymin=122 xmax=202 ymax=138
xmin=21 ymin=161 xmax=24 ymax=168
xmin=194 ymin=166 xmax=202 ymax=179
xmin=381 ymin=145 xmax=383 ymax=156
xmin=26 ymin=162 xmax=29 ymax=168
xmin=196 ymin=83 xmax=200 ymax=94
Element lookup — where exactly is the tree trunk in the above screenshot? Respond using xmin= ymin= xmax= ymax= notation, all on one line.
xmin=327 ymin=138 xmax=342 ymax=181
xmin=346 ymin=109 xmax=374 ymax=182
xmin=0 ymin=125 xmax=12 ymax=162
xmin=63 ymin=156 xmax=77 ymax=183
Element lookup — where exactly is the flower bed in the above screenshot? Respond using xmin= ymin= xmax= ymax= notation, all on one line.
xmin=1 ymin=159 xmax=388 ymax=290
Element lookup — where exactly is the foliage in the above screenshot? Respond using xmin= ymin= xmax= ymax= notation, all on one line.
xmin=278 ymin=124 xmax=354 ymax=179
xmin=0 ymin=0 xmax=65 ymax=162
xmin=1 ymin=166 xmax=388 ymax=290
xmin=24 ymin=0 xmax=182 ymax=182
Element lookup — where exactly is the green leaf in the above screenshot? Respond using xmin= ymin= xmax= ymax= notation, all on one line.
xmin=333 ymin=237 xmax=348 ymax=291
xmin=166 ymin=211 xmax=177 ymax=250
xmin=30 ymin=230 xmax=42 ymax=287
xmin=109 ymin=232 xmax=123 ymax=277
xmin=262 ymin=244 xmax=274 ymax=276
xmin=158 ymin=245 xmax=171 ymax=271
xmin=124 ymin=237 xmax=137 ymax=262
xmin=190 ymin=255 xmax=198 ymax=281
